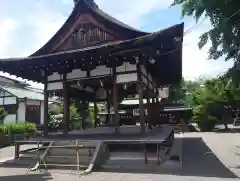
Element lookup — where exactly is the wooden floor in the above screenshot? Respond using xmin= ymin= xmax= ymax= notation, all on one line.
xmin=32 ymin=125 xmax=175 ymax=143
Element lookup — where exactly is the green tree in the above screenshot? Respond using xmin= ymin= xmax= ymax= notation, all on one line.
xmin=171 ymin=0 xmax=240 ymax=62
xmin=168 ymin=79 xmax=202 ymax=105
xmin=190 ymin=76 xmax=240 ymax=130
xmin=0 ymin=107 xmax=7 ymax=124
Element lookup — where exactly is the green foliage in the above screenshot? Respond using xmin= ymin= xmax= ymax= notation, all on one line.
xmin=171 ymin=76 xmax=240 ymax=131
xmin=48 ymin=115 xmax=63 ymax=131
xmin=0 ymin=122 xmax=36 ymax=135
xmin=49 ymin=103 xmax=81 ymax=122
xmin=168 ymin=79 xmax=202 ymax=105
xmin=0 ymin=107 xmax=7 ymax=124
xmin=171 ymin=0 xmax=240 ymax=63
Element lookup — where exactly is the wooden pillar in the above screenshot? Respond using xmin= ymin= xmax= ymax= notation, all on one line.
xmin=137 ymin=64 xmax=145 ymax=133
xmin=43 ymin=76 xmax=49 ymax=137
xmin=63 ymin=74 xmax=70 ymax=135
xmin=94 ymin=102 xmax=98 ymax=127
xmin=112 ymin=67 xmax=119 ymax=133
xmin=106 ymin=90 xmax=111 ymax=125
xmin=14 ymin=143 xmax=20 ymax=159
xmin=146 ymin=98 xmax=152 ymax=129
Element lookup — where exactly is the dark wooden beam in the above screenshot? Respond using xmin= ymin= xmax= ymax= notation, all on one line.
xmin=63 ymin=74 xmax=70 ymax=135
xmin=94 ymin=102 xmax=98 ymax=128
xmin=112 ymin=67 xmax=119 ymax=133
xmin=137 ymin=64 xmax=145 ymax=133
xmin=106 ymin=89 xmax=111 ymax=125
xmin=43 ymin=75 xmax=49 ymax=137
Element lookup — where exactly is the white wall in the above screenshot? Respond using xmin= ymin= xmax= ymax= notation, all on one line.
xmin=17 ymin=101 xmax=25 ymax=122
xmin=27 ymin=100 xmax=41 ymax=106
xmin=4 ymin=114 xmax=16 ymax=124
xmin=0 ymin=97 xmax=16 ymax=105
xmin=40 ymin=101 xmax=44 ymax=125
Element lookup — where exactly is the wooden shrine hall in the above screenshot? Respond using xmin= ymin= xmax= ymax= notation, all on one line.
xmin=0 ymin=0 xmax=184 ymax=136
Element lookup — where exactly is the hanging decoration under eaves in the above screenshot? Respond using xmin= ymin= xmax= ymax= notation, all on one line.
xmin=0 ymin=22 xmax=184 ymax=85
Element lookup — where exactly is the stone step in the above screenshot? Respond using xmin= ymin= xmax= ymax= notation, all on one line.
xmin=44 ymin=155 xmax=91 ymax=165
xmin=39 ymin=163 xmax=88 ymax=170
xmin=0 ymin=157 xmax=38 ymax=166
xmin=49 ymin=148 xmax=94 ymax=157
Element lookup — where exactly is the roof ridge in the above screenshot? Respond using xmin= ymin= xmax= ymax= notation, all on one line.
xmin=74 ymin=0 xmax=97 ymax=8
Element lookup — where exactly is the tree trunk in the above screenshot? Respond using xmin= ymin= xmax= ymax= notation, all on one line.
xmin=223 ymin=123 xmax=229 ymax=130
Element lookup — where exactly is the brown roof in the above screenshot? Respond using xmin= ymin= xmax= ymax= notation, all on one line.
xmin=31 ymin=0 xmax=148 ymax=56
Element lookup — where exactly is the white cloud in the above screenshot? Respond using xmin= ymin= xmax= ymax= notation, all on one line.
xmin=96 ymin=0 xmax=171 ymax=27
xmin=0 ymin=18 xmax=19 ymax=57
xmin=182 ymin=19 xmax=233 ymax=80
xmin=0 ymin=0 xmax=234 ymax=88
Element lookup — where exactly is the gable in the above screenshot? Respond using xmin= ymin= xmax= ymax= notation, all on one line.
xmin=52 ymin=13 xmax=118 ymax=53
xmin=0 ymin=77 xmax=15 ymax=84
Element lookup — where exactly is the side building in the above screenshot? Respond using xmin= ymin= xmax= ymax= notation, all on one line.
xmin=0 ymin=75 xmax=44 ymax=124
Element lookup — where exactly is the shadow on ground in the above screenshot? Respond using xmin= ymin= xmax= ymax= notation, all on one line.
xmin=0 ymin=173 xmax=52 ymax=181
xmin=99 ymin=137 xmax=238 ymax=179
xmin=213 ymin=128 xmax=240 ymax=133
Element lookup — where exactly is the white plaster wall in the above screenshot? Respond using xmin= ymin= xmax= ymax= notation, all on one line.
xmin=116 ymin=73 xmax=137 ymax=83
xmin=4 ymin=97 xmax=16 ymax=104
xmin=0 ymin=98 xmax=3 ymax=105
xmin=90 ymin=66 xmax=111 ymax=76
xmin=117 ymin=62 xmax=137 ymax=72
xmin=0 ymin=97 xmax=17 ymax=105
xmin=48 ymin=72 xmax=62 ymax=81
xmin=4 ymin=114 xmax=16 ymax=124
xmin=48 ymin=82 xmax=63 ymax=91
xmin=27 ymin=100 xmax=41 ymax=106
xmin=40 ymin=101 xmax=44 ymax=125
xmin=67 ymin=69 xmax=86 ymax=79
xmin=18 ymin=102 xmax=26 ymax=122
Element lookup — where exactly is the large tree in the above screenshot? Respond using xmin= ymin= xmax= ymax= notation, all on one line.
xmin=171 ymin=0 xmax=240 ymax=63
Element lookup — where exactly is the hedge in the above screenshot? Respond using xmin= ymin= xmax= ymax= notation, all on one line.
xmin=0 ymin=122 xmax=36 ymax=135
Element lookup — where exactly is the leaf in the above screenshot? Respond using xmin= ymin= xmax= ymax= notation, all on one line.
xmin=198 ymin=32 xmax=209 ymax=49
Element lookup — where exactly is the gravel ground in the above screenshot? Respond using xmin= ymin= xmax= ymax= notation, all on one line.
xmin=0 ymin=132 xmax=240 ymax=181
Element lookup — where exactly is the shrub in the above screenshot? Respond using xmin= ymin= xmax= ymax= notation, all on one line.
xmin=3 ymin=122 xmax=36 ymax=135
xmin=0 ymin=125 xmax=7 ymax=136
xmin=0 ymin=107 xmax=7 ymax=124
xmin=197 ymin=116 xmax=217 ymax=132
xmin=48 ymin=114 xmax=63 ymax=131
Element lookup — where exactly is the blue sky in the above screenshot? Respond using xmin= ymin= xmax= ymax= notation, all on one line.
xmin=0 ymin=0 xmax=234 ymax=88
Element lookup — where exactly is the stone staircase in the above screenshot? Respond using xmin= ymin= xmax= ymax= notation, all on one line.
xmin=0 ymin=145 xmax=45 ymax=168
xmin=38 ymin=140 xmax=107 ymax=173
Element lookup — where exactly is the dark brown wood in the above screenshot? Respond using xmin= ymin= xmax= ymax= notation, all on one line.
xmin=43 ymin=77 xmax=49 ymax=137
xmin=57 ymin=23 xmax=116 ymax=51
xmin=106 ymin=89 xmax=111 ymax=124
xmin=146 ymin=98 xmax=152 ymax=129
xmin=112 ymin=67 xmax=119 ymax=133
xmin=25 ymin=105 xmax=41 ymax=124
xmin=63 ymin=74 xmax=70 ymax=135
xmin=137 ymin=63 xmax=145 ymax=133
xmin=94 ymin=102 xmax=98 ymax=127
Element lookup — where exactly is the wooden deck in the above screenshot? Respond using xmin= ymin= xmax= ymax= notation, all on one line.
xmin=31 ymin=125 xmax=175 ymax=144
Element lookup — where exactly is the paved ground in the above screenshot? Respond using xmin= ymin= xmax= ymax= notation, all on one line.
xmin=0 ymin=132 xmax=240 ymax=181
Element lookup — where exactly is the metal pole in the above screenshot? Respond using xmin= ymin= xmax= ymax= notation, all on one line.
xmin=157 ymin=144 xmax=160 ymax=165
xmin=76 ymin=140 xmax=80 ymax=170
xmin=144 ymin=144 xmax=148 ymax=164
xmin=14 ymin=143 xmax=20 ymax=159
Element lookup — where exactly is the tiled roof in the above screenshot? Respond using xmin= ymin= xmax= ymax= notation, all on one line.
xmin=0 ymin=85 xmax=44 ymax=101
